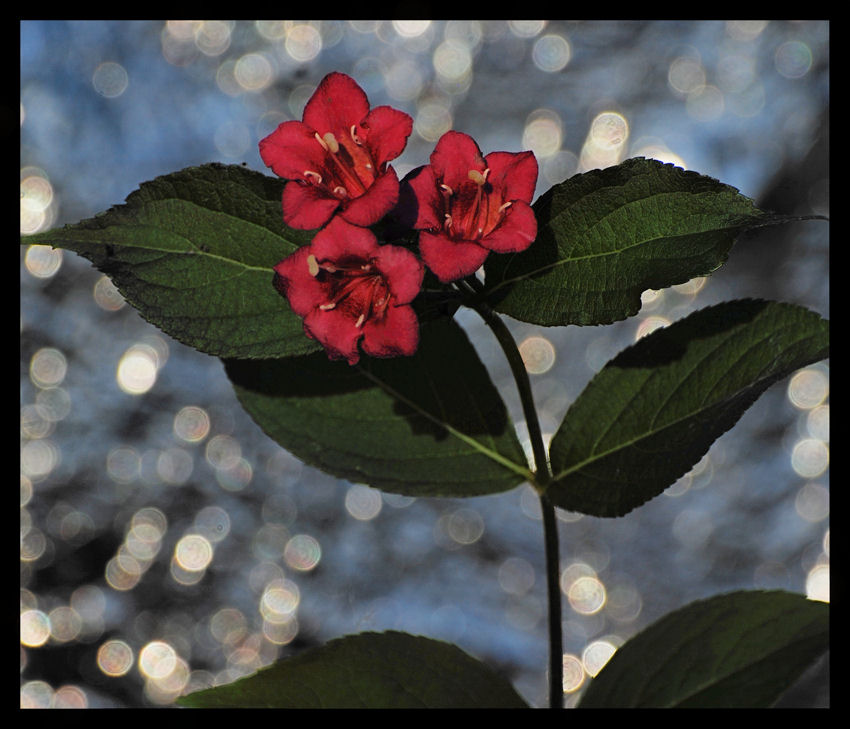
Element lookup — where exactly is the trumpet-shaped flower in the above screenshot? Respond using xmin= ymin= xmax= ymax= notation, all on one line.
xmin=259 ymin=72 xmax=413 ymax=230
xmin=274 ymin=217 xmax=424 ymax=365
xmin=398 ymin=130 xmax=538 ymax=283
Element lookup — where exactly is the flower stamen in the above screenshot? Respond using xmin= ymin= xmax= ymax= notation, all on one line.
xmin=307 ymin=254 xmax=320 ymax=277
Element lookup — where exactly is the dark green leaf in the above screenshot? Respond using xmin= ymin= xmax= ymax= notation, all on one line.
xmin=225 ymin=317 xmax=531 ymax=497
xmin=547 ymin=299 xmax=829 ymax=517
xmin=578 ymin=590 xmax=829 ymax=708
xmin=484 ymin=157 xmax=820 ymax=327
xmin=22 ymin=163 xmax=320 ymax=359
xmin=177 ymin=631 xmax=529 ymax=708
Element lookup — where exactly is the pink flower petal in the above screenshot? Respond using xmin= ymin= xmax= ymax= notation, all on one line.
xmin=396 ymin=165 xmax=444 ymax=231
xmin=362 ymin=105 xmax=414 ymax=168
xmin=259 ymin=121 xmax=325 ymax=181
xmin=339 ymin=167 xmax=400 ymax=227
xmin=430 ymin=131 xmax=486 ymax=190
xmin=281 ymin=181 xmax=340 ymax=230
xmin=372 ymin=244 xmax=424 ymax=305
xmin=419 ymin=230 xmax=489 ymax=283
xmin=480 ymin=200 xmax=537 ymax=253
xmin=302 ymin=72 xmax=370 ymax=138
xmin=486 ymin=150 xmax=539 ymax=204
xmin=273 ymin=247 xmax=326 ymax=317
xmin=303 ymin=307 xmax=362 ymax=364
xmin=310 ymin=216 xmax=379 ymax=262
xmin=361 ymin=305 xmax=420 ymax=359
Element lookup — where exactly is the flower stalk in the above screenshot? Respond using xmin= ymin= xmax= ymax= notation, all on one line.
xmin=463 ymin=280 xmax=563 ymax=709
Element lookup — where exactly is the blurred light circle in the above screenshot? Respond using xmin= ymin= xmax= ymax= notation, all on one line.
xmin=392 ymin=20 xmax=431 ymax=38
xmin=590 ymin=111 xmax=629 ymax=150
xmin=20 ymin=680 xmax=54 ymax=709
xmin=194 ymin=505 xmax=231 ymax=543
xmin=582 ymin=639 xmax=617 ymax=677
xmin=174 ymin=405 xmax=211 ymax=443
xmin=508 ymin=20 xmax=546 ymax=38
xmin=116 ymin=344 xmax=159 ymax=395
xmin=20 ymin=609 xmax=51 ymax=647
xmin=795 ymin=482 xmax=829 ymax=523
xmin=156 ymin=447 xmax=194 ymax=485
xmin=806 ymin=563 xmax=829 ymax=602
xmin=284 ymin=534 xmax=322 ymax=572
xmin=194 ymin=20 xmax=232 ymax=57
xmin=24 ymin=244 xmax=62 ymax=276
xmin=562 ymin=653 xmax=585 ymax=693
xmin=519 ymin=335 xmax=556 ymax=374
xmin=205 ymin=434 xmax=241 ymax=470
xmin=532 ymin=34 xmax=571 ymax=72
xmin=285 ymin=24 xmax=322 ymax=62
xmin=433 ymin=40 xmax=472 ymax=81
xmin=210 ymin=607 xmax=248 ymax=646
xmin=51 ymin=685 xmax=88 ymax=708
xmin=93 ymin=274 xmax=126 ymax=311
xmin=775 ymin=41 xmax=813 ymax=79
xmin=21 ymin=439 xmax=60 ymax=480
xmin=787 ymin=368 xmax=828 ymax=409
xmin=415 ymin=101 xmax=453 ymax=142
xmin=234 ymin=53 xmax=273 ymax=92
xmin=446 ymin=507 xmax=485 ymax=545
xmin=345 ymin=484 xmax=382 ymax=520
xmin=523 ymin=110 xmax=562 ymax=158
xmin=139 ymin=640 xmax=177 ymax=680
xmin=106 ymin=446 xmax=140 ymax=483
xmin=254 ymin=20 xmax=288 ymax=41
xmin=668 ymin=56 xmax=705 ymax=95
xmin=174 ymin=534 xmax=213 ymax=572
xmin=261 ymin=579 xmax=300 ymax=622
xmin=30 ymin=347 xmax=67 ymax=388
xmin=635 ymin=315 xmax=670 ymax=340
xmin=21 ymin=175 xmax=54 ymax=216
xmin=48 ymin=606 xmax=82 ymax=642
xmin=807 ymin=404 xmax=829 ymax=442
xmin=568 ymin=575 xmax=607 ymax=615
xmin=791 ymin=438 xmax=829 ymax=479
xmin=92 ymin=61 xmax=129 ymax=98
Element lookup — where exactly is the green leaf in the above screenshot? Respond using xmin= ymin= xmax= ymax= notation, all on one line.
xmin=484 ymin=157 xmax=819 ymax=327
xmin=225 ymin=316 xmax=531 ymax=497
xmin=177 ymin=631 xmax=530 ymax=708
xmin=22 ymin=163 xmax=320 ymax=359
xmin=578 ymin=590 xmax=829 ymax=708
xmin=547 ymin=299 xmax=829 ymax=517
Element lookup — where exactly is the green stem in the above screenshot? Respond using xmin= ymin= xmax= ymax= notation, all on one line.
xmin=463 ymin=280 xmax=563 ymax=708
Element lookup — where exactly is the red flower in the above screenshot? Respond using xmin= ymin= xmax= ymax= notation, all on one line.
xmin=259 ymin=72 xmax=413 ymax=230
xmin=400 ymin=131 xmax=538 ymax=283
xmin=274 ymin=217 xmax=424 ymax=365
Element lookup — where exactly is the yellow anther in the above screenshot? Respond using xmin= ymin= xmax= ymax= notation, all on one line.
xmin=350 ymin=125 xmax=363 ymax=145
xmin=498 ymin=201 xmax=513 ymax=213
xmin=304 ymin=170 xmax=323 ymax=184
xmin=468 ymin=169 xmax=487 ymax=185
xmin=440 ymin=183 xmax=453 ymax=195
xmin=314 ymin=132 xmax=328 ymax=151
xmin=307 ymin=254 xmax=320 ymax=277
xmin=322 ymin=132 xmax=339 ymax=154
xmin=319 ymin=302 xmax=336 ymax=311
xmin=333 ymin=185 xmax=349 ymax=198
xmin=355 ymin=313 xmax=366 ymax=328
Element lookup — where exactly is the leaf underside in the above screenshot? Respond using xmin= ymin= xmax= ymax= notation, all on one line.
xmin=178 ymin=631 xmax=530 ymax=709
xmin=578 ymin=590 xmax=829 ymax=708
xmin=547 ymin=299 xmax=829 ymax=517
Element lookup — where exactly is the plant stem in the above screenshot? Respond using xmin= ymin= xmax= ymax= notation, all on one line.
xmin=463 ymin=281 xmax=563 ymax=708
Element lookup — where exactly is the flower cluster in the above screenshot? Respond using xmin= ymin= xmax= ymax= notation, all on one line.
xmin=261 ymin=72 xmax=538 ymax=365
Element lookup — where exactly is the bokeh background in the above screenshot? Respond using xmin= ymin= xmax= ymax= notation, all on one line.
xmin=21 ymin=20 xmax=829 ymax=708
